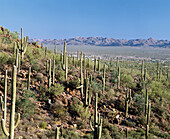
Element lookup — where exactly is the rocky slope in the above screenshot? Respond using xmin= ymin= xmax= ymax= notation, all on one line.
xmin=30 ymin=37 xmax=170 ymax=48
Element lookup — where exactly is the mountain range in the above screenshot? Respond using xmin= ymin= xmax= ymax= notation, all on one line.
xmin=29 ymin=37 xmax=170 ymax=48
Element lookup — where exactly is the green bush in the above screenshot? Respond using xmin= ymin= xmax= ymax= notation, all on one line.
xmin=0 ymin=52 xmax=9 ymax=66
xmin=16 ymin=90 xmax=36 ymax=118
xmin=50 ymin=83 xmax=64 ymax=97
xmin=39 ymin=122 xmax=47 ymax=129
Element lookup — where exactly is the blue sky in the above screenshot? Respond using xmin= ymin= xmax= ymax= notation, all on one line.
xmin=1 ymin=0 xmax=170 ymax=40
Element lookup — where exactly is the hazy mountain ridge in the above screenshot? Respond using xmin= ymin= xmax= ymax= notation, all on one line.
xmin=29 ymin=37 xmax=170 ymax=48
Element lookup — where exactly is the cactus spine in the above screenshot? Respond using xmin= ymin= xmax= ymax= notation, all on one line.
xmin=89 ymin=93 xmax=102 ymax=139
xmin=1 ymin=65 xmax=20 ymax=139
xmin=27 ymin=67 xmax=31 ymax=90
xmin=102 ymin=64 xmax=106 ymax=94
xmin=48 ymin=59 xmax=51 ymax=88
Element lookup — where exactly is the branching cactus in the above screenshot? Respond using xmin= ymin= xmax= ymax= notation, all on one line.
xmin=76 ymin=52 xmax=83 ymax=99
xmin=0 ymin=70 xmax=8 ymax=123
xmin=20 ymin=28 xmax=28 ymax=64
xmin=102 ymin=64 xmax=106 ymax=94
xmin=27 ymin=67 xmax=31 ymax=90
xmin=89 ymin=93 xmax=103 ymax=139
xmin=61 ymin=52 xmax=68 ymax=81
xmin=1 ymin=65 xmax=20 ymax=139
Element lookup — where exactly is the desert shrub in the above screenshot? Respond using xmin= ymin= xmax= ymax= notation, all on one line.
xmin=56 ymin=70 xmax=65 ymax=82
xmin=124 ymin=120 xmax=136 ymax=127
xmin=133 ymin=94 xmax=145 ymax=115
xmin=62 ymin=128 xmax=80 ymax=139
xmin=138 ymin=115 xmax=146 ymax=126
xmin=0 ymin=52 xmax=9 ymax=66
xmin=38 ymin=85 xmax=48 ymax=101
xmin=16 ymin=90 xmax=36 ymax=118
xmin=69 ymin=97 xmax=90 ymax=120
xmin=68 ymin=78 xmax=80 ymax=89
xmin=39 ymin=122 xmax=47 ymax=129
xmin=50 ymin=83 xmax=64 ymax=97
xmin=150 ymin=126 xmax=170 ymax=138
xmin=50 ymin=102 xmax=67 ymax=120
xmin=121 ymin=74 xmax=136 ymax=88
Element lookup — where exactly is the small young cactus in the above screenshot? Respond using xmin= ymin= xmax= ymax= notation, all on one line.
xmin=27 ymin=67 xmax=31 ymax=90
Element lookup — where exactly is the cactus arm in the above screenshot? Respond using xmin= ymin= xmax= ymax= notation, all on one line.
xmin=14 ymin=113 xmax=20 ymax=128
xmin=0 ymin=96 xmax=4 ymax=111
xmin=76 ymin=85 xmax=83 ymax=89
xmin=1 ymin=119 xmax=9 ymax=136
xmin=89 ymin=116 xmax=94 ymax=131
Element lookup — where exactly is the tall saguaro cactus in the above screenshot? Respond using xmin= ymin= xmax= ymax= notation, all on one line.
xmin=48 ymin=59 xmax=52 ymax=88
xmin=98 ymin=57 xmax=100 ymax=72
xmin=117 ymin=66 xmax=120 ymax=89
xmin=94 ymin=57 xmax=97 ymax=72
xmin=52 ymin=56 xmax=55 ymax=85
xmin=102 ymin=64 xmax=106 ymax=94
xmin=89 ymin=93 xmax=103 ymax=139
xmin=146 ymin=101 xmax=151 ymax=139
xmin=141 ymin=60 xmax=144 ymax=81
xmin=1 ymin=65 xmax=20 ymax=139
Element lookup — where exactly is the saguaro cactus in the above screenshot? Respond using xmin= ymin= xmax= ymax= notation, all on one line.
xmin=94 ymin=57 xmax=96 ymax=72
xmin=48 ymin=59 xmax=52 ymax=88
xmin=0 ymin=70 xmax=8 ymax=123
xmin=27 ymin=67 xmax=31 ymax=90
xmin=156 ymin=61 xmax=159 ymax=80
xmin=146 ymin=101 xmax=151 ymax=139
xmin=117 ymin=66 xmax=120 ymax=89
xmin=45 ymin=46 xmax=47 ymax=57
xmin=89 ymin=93 xmax=103 ymax=139
xmin=55 ymin=127 xmax=59 ymax=139
xmin=1 ymin=65 xmax=20 ymax=139
xmin=125 ymin=90 xmax=129 ymax=118
xmin=98 ymin=57 xmax=100 ymax=72
xmin=54 ymin=44 xmax=57 ymax=54
xmin=52 ymin=56 xmax=55 ymax=85
xmin=116 ymin=57 xmax=119 ymax=69
xmin=145 ymin=89 xmax=148 ymax=118
xmin=141 ymin=60 xmax=144 ymax=81
xmin=76 ymin=52 xmax=83 ymax=99
xmin=102 ymin=64 xmax=106 ymax=94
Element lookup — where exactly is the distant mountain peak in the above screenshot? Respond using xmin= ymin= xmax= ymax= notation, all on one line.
xmin=29 ymin=37 xmax=170 ymax=48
